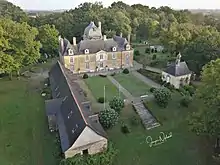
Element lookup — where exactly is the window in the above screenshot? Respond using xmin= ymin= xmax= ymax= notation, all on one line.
xmin=85 ymin=63 xmax=89 ymax=69
xmin=126 ymin=54 xmax=130 ymax=65
xmin=112 ymin=53 xmax=116 ymax=59
xmin=68 ymin=111 xmax=73 ymax=119
xmin=68 ymin=49 xmax=74 ymax=55
xmin=85 ymin=49 xmax=89 ymax=54
xmin=100 ymin=54 xmax=103 ymax=60
xmin=85 ymin=55 xmax=89 ymax=61
xmin=55 ymin=86 xmax=59 ymax=91
xmin=100 ymin=62 xmax=103 ymax=68
xmin=112 ymin=47 xmax=116 ymax=52
xmin=62 ymin=96 xmax=68 ymax=102
xmin=112 ymin=60 xmax=116 ymax=67
xmin=83 ymin=149 xmax=88 ymax=155
xmin=70 ymin=65 xmax=74 ymax=71
xmin=56 ymin=92 xmax=60 ymax=98
xmin=70 ymin=57 xmax=74 ymax=63
xmin=76 ymin=124 xmax=78 ymax=128
xmin=71 ymin=128 xmax=75 ymax=134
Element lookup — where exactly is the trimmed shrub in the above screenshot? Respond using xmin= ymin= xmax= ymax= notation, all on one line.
xmin=145 ymin=48 xmax=150 ymax=53
xmin=180 ymin=96 xmax=193 ymax=107
xmin=152 ymin=54 xmax=157 ymax=60
xmin=109 ymin=96 xmax=124 ymax=113
xmin=134 ymin=50 xmax=140 ymax=56
xmin=98 ymin=97 xmax=105 ymax=103
xmin=151 ymin=48 xmax=154 ymax=53
xmin=154 ymin=48 xmax=157 ymax=53
xmin=130 ymin=116 xmax=140 ymax=126
xmin=121 ymin=123 xmax=131 ymax=134
xmin=111 ymin=72 xmax=116 ymax=76
xmin=99 ymin=74 xmax=107 ymax=77
xmin=154 ymin=88 xmax=172 ymax=108
xmin=82 ymin=73 xmax=88 ymax=79
xmin=150 ymin=87 xmax=156 ymax=93
xmin=123 ymin=68 xmax=129 ymax=74
xmin=149 ymin=60 xmax=159 ymax=67
xmin=99 ymin=108 xmax=119 ymax=129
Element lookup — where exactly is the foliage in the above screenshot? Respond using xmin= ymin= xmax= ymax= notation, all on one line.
xmin=152 ymin=54 xmax=157 ymax=60
xmin=145 ymin=47 xmax=150 ymax=53
xmin=109 ymin=96 xmax=124 ymax=113
xmin=83 ymin=73 xmax=89 ymax=79
xmin=121 ymin=123 xmax=131 ymax=134
xmin=150 ymin=87 xmax=156 ymax=93
xmin=134 ymin=50 xmax=140 ymax=56
xmin=37 ymin=24 xmax=59 ymax=57
xmin=164 ymin=82 xmax=175 ymax=91
xmin=189 ymin=59 xmax=220 ymax=137
xmin=153 ymin=88 xmax=172 ymax=108
xmin=99 ymin=108 xmax=119 ymax=129
xmin=122 ymin=68 xmax=129 ymax=74
xmin=180 ymin=96 xmax=192 ymax=107
xmin=98 ymin=97 xmax=105 ymax=103
xmin=130 ymin=116 xmax=140 ymax=126
xmin=137 ymin=69 xmax=162 ymax=84
xmin=110 ymin=72 xmax=116 ymax=76
xmin=99 ymin=74 xmax=107 ymax=77
xmin=183 ymin=85 xmax=195 ymax=96
xmin=59 ymin=142 xmax=118 ymax=165
xmin=0 ymin=18 xmax=41 ymax=77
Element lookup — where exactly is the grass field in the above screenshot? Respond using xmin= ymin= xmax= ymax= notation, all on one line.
xmin=113 ymin=73 xmax=151 ymax=97
xmin=0 ymin=79 xmax=60 ymax=164
xmin=85 ymin=76 xmax=124 ymax=102
xmin=108 ymin=92 xmax=212 ymax=165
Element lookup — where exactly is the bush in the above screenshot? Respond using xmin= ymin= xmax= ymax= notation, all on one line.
xmin=99 ymin=74 xmax=107 ymax=77
xmin=154 ymin=48 xmax=157 ymax=53
xmin=130 ymin=116 xmax=140 ymax=126
xmin=123 ymin=68 xmax=129 ymax=74
xmin=149 ymin=60 xmax=159 ymax=67
xmin=111 ymin=72 xmax=116 ymax=76
xmin=82 ymin=73 xmax=88 ymax=79
xmin=164 ymin=82 xmax=174 ymax=91
xmin=121 ymin=123 xmax=131 ymax=134
xmin=183 ymin=85 xmax=195 ymax=96
xmin=152 ymin=54 xmax=157 ymax=60
xmin=180 ymin=96 xmax=193 ymax=107
xmin=145 ymin=48 xmax=150 ymax=53
xmin=178 ymin=87 xmax=190 ymax=96
xmin=154 ymin=88 xmax=172 ymax=108
xmin=134 ymin=50 xmax=140 ymax=56
xmin=99 ymin=108 xmax=119 ymax=129
xmin=150 ymin=87 xmax=156 ymax=93
xmin=109 ymin=96 xmax=124 ymax=113
xmin=151 ymin=48 xmax=154 ymax=53
xmin=98 ymin=97 xmax=105 ymax=103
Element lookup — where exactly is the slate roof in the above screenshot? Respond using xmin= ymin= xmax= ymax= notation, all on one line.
xmin=164 ymin=61 xmax=192 ymax=76
xmin=48 ymin=61 xmax=107 ymax=152
xmin=45 ymin=98 xmax=63 ymax=115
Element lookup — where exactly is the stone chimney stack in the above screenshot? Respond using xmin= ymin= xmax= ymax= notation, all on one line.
xmin=176 ymin=52 xmax=181 ymax=65
xmin=73 ymin=37 xmax=76 ymax=46
xmin=98 ymin=21 xmax=101 ymax=29
xmin=58 ymin=36 xmax=64 ymax=52
xmin=120 ymin=32 xmax=123 ymax=37
xmin=103 ymin=35 xmax=107 ymax=40
xmin=127 ymin=34 xmax=131 ymax=43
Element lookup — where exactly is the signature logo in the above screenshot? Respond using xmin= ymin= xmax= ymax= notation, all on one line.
xmin=146 ymin=132 xmax=172 ymax=147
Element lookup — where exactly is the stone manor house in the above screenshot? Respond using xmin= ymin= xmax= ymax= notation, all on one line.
xmin=58 ymin=21 xmax=134 ymax=73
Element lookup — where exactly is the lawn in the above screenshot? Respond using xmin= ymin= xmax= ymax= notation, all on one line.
xmin=85 ymin=76 xmax=124 ymax=102
xmin=0 ymin=79 xmax=60 ymax=165
xmin=107 ymin=92 xmax=212 ymax=165
xmin=113 ymin=73 xmax=151 ymax=97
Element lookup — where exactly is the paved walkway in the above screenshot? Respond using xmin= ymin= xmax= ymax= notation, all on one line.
xmin=133 ymin=60 xmax=162 ymax=73
xmin=107 ymin=75 xmax=160 ymax=130
xmin=131 ymin=71 xmax=161 ymax=88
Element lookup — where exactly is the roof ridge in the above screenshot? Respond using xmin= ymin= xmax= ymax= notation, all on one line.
xmin=57 ymin=61 xmax=88 ymax=125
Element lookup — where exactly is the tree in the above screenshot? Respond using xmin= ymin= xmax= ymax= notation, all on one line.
xmin=37 ymin=24 xmax=59 ymax=57
xmin=99 ymin=108 xmax=119 ymax=129
xmin=0 ymin=18 xmax=41 ymax=77
xmin=153 ymin=88 xmax=171 ymax=107
xmin=189 ymin=59 xmax=220 ymax=138
xmin=109 ymin=96 xmax=125 ymax=113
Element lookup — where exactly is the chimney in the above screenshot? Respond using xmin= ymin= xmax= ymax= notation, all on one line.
xmin=103 ymin=35 xmax=107 ymax=40
xmin=59 ymin=36 xmax=64 ymax=53
xmin=120 ymin=32 xmax=123 ymax=37
xmin=175 ymin=52 xmax=181 ymax=65
xmin=98 ymin=21 xmax=101 ymax=29
xmin=73 ymin=37 xmax=76 ymax=46
xmin=127 ymin=34 xmax=131 ymax=43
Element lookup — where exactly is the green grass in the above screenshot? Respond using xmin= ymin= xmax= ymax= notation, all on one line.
xmin=114 ymin=73 xmax=151 ymax=97
xmin=85 ymin=76 xmax=124 ymax=102
xmin=0 ymin=79 xmax=60 ymax=165
xmin=108 ymin=92 xmax=212 ymax=165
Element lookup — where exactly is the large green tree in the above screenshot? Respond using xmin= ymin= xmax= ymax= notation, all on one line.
xmin=38 ymin=24 xmax=59 ymax=57
xmin=0 ymin=18 xmax=41 ymax=77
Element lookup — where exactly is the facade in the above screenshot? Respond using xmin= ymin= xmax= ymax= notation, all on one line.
xmin=161 ymin=53 xmax=192 ymax=89
xmin=45 ymin=61 xmax=107 ymax=158
xmin=58 ymin=21 xmax=134 ymax=73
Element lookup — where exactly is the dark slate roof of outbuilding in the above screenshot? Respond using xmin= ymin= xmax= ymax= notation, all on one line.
xmin=164 ymin=61 xmax=192 ymax=76
xmin=45 ymin=98 xmax=63 ymax=115
xmin=48 ymin=61 xmax=107 ymax=152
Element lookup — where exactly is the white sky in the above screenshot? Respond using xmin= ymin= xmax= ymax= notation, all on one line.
xmin=8 ymin=0 xmax=220 ymax=10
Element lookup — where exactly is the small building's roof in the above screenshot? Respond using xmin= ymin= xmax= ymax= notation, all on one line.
xmin=45 ymin=98 xmax=63 ymax=115
xmin=164 ymin=61 xmax=192 ymax=76
xmin=48 ymin=61 xmax=107 ymax=152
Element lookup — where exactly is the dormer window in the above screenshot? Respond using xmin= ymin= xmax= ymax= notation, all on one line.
xmin=85 ymin=49 xmax=89 ymax=54
xmin=68 ymin=49 xmax=74 ymax=55
xmin=112 ymin=47 xmax=116 ymax=52
xmin=126 ymin=44 xmax=130 ymax=50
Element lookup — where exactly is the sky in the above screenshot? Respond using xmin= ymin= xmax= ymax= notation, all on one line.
xmin=8 ymin=0 xmax=220 ymax=10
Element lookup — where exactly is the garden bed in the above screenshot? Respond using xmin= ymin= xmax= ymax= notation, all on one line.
xmin=137 ymin=68 xmax=163 ymax=84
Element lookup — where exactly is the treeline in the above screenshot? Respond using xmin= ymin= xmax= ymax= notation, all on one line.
xmin=29 ymin=1 xmax=220 ymax=74
xmin=0 ymin=0 xmax=59 ymax=78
